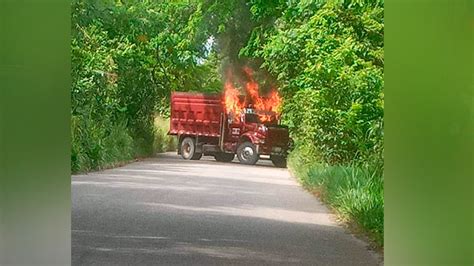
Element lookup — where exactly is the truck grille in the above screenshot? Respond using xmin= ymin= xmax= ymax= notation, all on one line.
xmin=267 ymin=126 xmax=289 ymax=147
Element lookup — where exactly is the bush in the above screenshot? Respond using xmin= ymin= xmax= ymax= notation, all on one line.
xmin=71 ymin=116 xmax=133 ymax=173
xmin=153 ymin=116 xmax=178 ymax=153
xmin=243 ymin=1 xmax=384 ymax=165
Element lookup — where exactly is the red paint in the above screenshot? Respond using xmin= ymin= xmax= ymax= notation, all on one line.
xmin=170 ymin=92 xmax=223 ymax=137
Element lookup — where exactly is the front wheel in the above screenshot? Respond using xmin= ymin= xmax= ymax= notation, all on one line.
xmin=180 ymin=137 xmax=202 ymax=160
xmin=271 ymin=155 xmax=287 ymax=168
xmin=237 ymin=142 xmax=259 ymax=165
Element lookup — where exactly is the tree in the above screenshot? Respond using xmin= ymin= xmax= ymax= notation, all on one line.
xmin=242 ymin=0 xmax=384 ymax=165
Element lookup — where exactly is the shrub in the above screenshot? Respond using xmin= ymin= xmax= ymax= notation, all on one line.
xmin=243 ymin=1 xmax=384 ymax=165
xmin=71 ymin=115 xmax=134 ymax=173
xmin=153 ymin=116 xmax=178 ymax=153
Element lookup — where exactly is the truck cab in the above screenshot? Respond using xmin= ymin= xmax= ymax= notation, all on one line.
xmin=223 ymin=108 xmax=290 ymax=167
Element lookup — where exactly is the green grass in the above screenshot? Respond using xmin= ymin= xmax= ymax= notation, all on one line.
xmin=289 ymin=146 xmax=384 ymax=246
xmin=71 ymin=115 xmax=176 ymax=174
xmin=71 ymin=117 xmax=134 ymax=173
xmin=153 ymin=116 xmax=177 ymax=153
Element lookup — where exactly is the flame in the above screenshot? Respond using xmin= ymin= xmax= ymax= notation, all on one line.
xmin=224 ymin=81 xmax=244 ymax=117
xmin=223 ymin=67 xmax=282 ymax=123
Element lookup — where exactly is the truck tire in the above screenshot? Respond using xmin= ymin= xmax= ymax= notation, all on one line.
xmin=270 ymin=155 xmax=287 ymax=168
xmin=237 ymin=142 xmax=259 ymax=165
xmin=180 ymin=137 xmax=202 ymax=160
xmin=214 ymin=153 xmax=235 ymax=162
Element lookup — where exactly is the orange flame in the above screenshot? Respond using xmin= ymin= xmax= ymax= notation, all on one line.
xmin=224 ymin=67 xmax=282 ymax=123
xmin=224 ymin=81 xmax=244 ymax=117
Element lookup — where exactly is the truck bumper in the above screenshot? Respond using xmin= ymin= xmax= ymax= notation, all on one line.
xmin=256 ymin=144 xmax=287 ymax=156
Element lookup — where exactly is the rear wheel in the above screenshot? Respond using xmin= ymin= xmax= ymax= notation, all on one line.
xmin=270 ymin=155 xmax=287 ymax=168
xmin=180 ymin=137 xmax=202 ymax=160
xmin=214 ymin=153 xmax=235 ymax=162
xmin=237 ymin=142 xmax=259 ymax=165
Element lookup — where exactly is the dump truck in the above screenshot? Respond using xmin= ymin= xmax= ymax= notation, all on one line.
xmin=169 ymin=92 xmax=291 ymax=167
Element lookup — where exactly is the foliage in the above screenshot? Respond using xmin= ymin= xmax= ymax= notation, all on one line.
xmin=154 ymin=117 xmax=178 ymax=153
xmin=242 ymin=0 xmax=384 ymax=166
xmin=71 ymin=115 xmax=134 ymax=172
xmin=71 ymin=0 xmax=221 ymax=172
xmin=289 ymin=146 xmax=384 ymax=246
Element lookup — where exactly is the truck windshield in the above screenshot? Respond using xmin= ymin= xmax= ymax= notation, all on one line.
xmin=245 ymin=113 xmax=260 ymax=123
xmin=245 ymin=113 xmax=278 ymax=124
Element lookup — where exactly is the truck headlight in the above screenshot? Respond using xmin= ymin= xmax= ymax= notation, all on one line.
xmin=272 ymin=147 xmax=282 ymax=153
xmin=258 ymin=125 xmax=267 ymax=133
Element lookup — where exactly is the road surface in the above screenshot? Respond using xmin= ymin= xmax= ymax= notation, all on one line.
xmin=72 ymin=152 xmax=381 ymax=265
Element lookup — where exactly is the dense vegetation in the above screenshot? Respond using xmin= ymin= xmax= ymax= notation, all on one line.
xmin=71 ymin=0 xmax=383 ymax=245
xmin=71 ymin=0 xmax=221 ymax=172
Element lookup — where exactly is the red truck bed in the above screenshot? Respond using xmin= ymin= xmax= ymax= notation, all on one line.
xmin=169 ymin=92 xmax=223 ymax=137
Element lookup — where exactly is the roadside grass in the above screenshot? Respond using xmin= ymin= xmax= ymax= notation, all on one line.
xmin=71 ymin=115 xmax=176 ymax=174
xmin=288 ymin=146 xmax=384 ymax=247
xmin=71 ymin=117 xmax=134 ymax=173
xmin=153 ymin=116 xmax=177 ymax=153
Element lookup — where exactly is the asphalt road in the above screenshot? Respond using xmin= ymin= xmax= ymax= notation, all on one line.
xmin=72 ymin=152 xmax=381 ymax=265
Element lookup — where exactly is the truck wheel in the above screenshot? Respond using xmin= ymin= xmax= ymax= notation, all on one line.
xmin=214 ymin=153 xmax=235 ymax=162
xmin=237 ymin=142 xmax=259 ymax=165
xmin=180 ymin=137 xmax=202 ymax=160
xmin=270 ymin=155 xmax=287 ymax=168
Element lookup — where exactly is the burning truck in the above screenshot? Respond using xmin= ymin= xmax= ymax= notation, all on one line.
xmin=169 ymin=68 xmax=291 ymax=167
